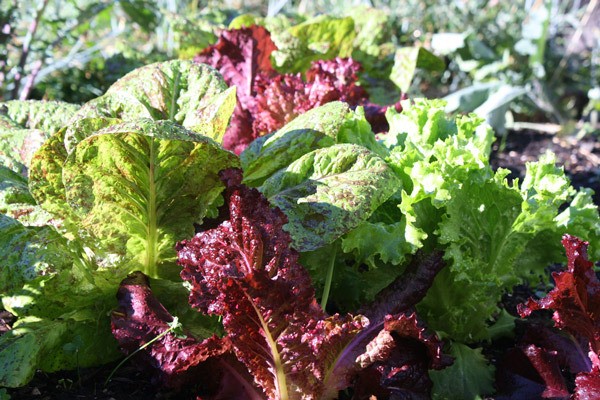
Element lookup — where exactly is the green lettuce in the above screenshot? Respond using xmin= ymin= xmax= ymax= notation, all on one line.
xmin=260 ymin=143 xmax=400 ymax=252
xmin=241 ymin=101 xmax=384 ymax=187
xmin=0 ymin=60 xmax=239 ymax=387
xmin=0 ymin=100 xmax=78 ymax=175
xmin=270 ymin=15 xmax=356 ymax=73
xmin=64 ymin=60 xmax=236 ymax=150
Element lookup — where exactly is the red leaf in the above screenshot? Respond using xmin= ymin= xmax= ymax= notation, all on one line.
xmin=518 ymin=235 xmax=600 ymax=364
xmin=178 ymin=168 xmax=366 ymax=399
xmin=194 ymin=26 xmax=277 ymax=154
xmin=111 ymin=271 xmax=230 ymax=389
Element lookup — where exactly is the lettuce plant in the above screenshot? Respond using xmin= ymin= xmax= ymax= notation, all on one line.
xmin=194 ymin=25 xmax=404 ymax=154
xmin=111 ymin=168 xmax=451 ymax=399
xmin=494 ymin=235 xmax=600 ymax=398
xmin=0 ymin=60 xmax=239 ymax=387
xmin=238 ymin=98 xmax=600 ymax=399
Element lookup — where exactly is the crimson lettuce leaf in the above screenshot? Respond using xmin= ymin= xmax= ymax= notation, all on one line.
xmin=111 ymin=168 xmax=449 ymax=399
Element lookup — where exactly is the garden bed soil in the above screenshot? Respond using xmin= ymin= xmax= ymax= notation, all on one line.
xmin=2 ymin=128 xmax=599 ymax=400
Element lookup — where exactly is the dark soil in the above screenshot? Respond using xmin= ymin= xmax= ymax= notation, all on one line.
xmin=2 ymin=129 xmax=599 ymax=400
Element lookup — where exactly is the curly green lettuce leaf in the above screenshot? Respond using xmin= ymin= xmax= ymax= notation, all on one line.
xmin=65 ymin=60 xmax=234 ymax=150
xmin=386 ymin=100 xmax=494 ymax=251
xmin=241 ymin=102 xmax=384 ymax=187
xmin=259 ymin=143 xmax=400 ymax=252
xmin=418 ymin=153 xmax=600 ymax=343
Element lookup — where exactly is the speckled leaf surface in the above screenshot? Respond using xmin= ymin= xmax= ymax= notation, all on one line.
xmin=260 ymin=144 xmax=400 ymax=251
xmin=241 ymin=102 xmax=348 ymax=186
xmin=66 ymin=60 xmax=233 ymax=148
xmin=0 ymin=214 xmax=72 ymax=295
xmin=241 ymin=102 xmax=384 ymax=187
xmin=28 ymin=128 xmax=74 ymax=224
xmin=0 ymin=100 xmax=78 ymax=175
xmin=61 ymin=120 xmax=238 ymax=277
xmin=0 ymin=100 xmax=78 ymax=133
xmin=0 ymin=166 xmax=37 ymax=220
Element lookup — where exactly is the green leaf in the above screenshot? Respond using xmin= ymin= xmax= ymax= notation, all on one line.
xmin=430 ymin=342 xmax=495 ymax=400
xmin=28 ymin=128 xmax=75 ymax=225
xmin=390 ymin=47 xmax=445 ymax=92
xmin=271 ymin=16 xmax=356 ymax=73
xmin=61 ymin=120 xmax=238 ymax=277
xmin=241 ymin=102 xmax=383 ymax=187
xmin=0 ymin=166 xmax=36 ymax=216
xmin=0 ymin=100 xmax=78 ymax=175
xmin=0 ymin=100 xmax=78 ymax=133
xmin=341 ymin=220 xmax=411 ymax=267
xmin=0 ymin=214 xmax=72 ymax=295
xmin=0 ymin=311 xmax=119 ymax=388
xmin=68 ymin=60 xmax=233 ymax=145
xmin=443 ymin=82 xmax=501 ymax=113
xmin=418 ymin=153 xmax=599 ymax=342
xmin=260 ymin=144 xmax=400 ymax=251
xmin=119 ymin=0 xmax=158 ymax=32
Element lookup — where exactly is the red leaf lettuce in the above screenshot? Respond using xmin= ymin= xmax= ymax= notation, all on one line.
xmin=111 ymin=168 xmax=449 ymax=399
xmin=194 ymin=25 xmax=402 ymax=154
xmin=496 ymin=235 xmax=600 ymax=399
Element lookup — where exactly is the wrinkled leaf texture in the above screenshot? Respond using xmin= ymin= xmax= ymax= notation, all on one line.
xmin=112 ymin=168 xmax=450 ymax=399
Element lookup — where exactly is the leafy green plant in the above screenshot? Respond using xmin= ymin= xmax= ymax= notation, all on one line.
xmin=240 ymin=98 xmax=600 ymax=398
xmin=0 ymin=60 xmax=238 ymax=387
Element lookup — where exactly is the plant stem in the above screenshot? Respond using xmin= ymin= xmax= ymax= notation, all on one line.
xmin=320 ymin=244 xmax=337 ymax=311
xmin=105 ymin=318 xmax=179 ymax=386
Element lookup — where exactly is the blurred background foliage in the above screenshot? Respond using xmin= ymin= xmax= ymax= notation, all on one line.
xmin=1 ymin=0 xmax=598 ymax=134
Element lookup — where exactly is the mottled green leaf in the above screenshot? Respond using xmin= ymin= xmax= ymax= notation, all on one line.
xmin=260 ymin=144 xmax=400 ymax=251
xmin=0 ymin=101 xmax=78 ymax=175
xmin=67 ymin=60 xmax=233 ymax=146
xmin=390 ymin=47 xmax=445 ymax=92
xmin=28 ymin=128 xmax=74 ymax=224
xmin=0 ymin=214 xmax=72 ymax=295
xmin=0 ymin=166 xmax=36 ymax=217
xmin=61 ymin=120 xmax=238 ymax=277
xmin=241 ymin=102 xmax=384 ymax=187
xmin=0 ymin=100 xmax=78 ymax=133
